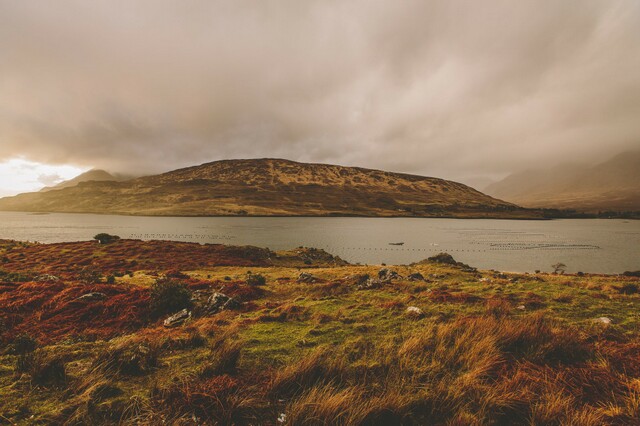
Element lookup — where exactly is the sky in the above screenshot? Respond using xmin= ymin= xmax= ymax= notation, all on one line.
xmin=1 ymin=0 xmax=640 ymax=196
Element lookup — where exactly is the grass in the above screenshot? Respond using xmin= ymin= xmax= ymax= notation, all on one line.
xmin=1 ymin=239 xmax=639 ymax=424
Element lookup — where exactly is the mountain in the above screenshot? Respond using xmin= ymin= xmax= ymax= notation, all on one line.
xmin=40 ymin=169 xmax=119 ymax=192
xmin=0 ymin=158 xmax=532 ymax=218
xmin=485 ymin=151 xmax=640 ymax=211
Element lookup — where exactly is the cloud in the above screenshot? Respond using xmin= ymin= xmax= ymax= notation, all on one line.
xmin=37 ymin=173 xmax=64 ymax=186
xmin=0 ymin=0 xmax=639 ymax=187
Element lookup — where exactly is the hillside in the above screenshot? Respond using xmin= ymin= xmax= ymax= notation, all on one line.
xmin=1 ymin=239 xmax=639 ymax=424
xmin=485 ymin=151 xmax=640 ymax=211
xmin=39 ymin=169 xmax=120 ymax=192
xmin=0 ymin=158 xmax=531 ymax=218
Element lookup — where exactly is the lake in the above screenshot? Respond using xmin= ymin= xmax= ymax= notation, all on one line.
xmin=0 ymin=212 xmax=638 ymax=274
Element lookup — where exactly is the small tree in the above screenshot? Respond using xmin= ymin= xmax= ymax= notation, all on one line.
xmin=552 ymin=262 xmax=567 ymax=274
xmin=94 ymin=233 xmax=120 ymax=244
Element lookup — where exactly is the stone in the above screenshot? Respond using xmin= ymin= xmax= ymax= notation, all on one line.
xmin=405 ymin=306 xmax=425 ymax=319
xmin=35 ymin=274 xmax=60 ymax=282
xmin=594 ymin=317 xmax=612 ymax=325
xmin=516 ymin=305 xmax=526 ymax=310
xmin=205 ymin=292 xmax=240 ymax=314
xmin=378 ymin=268 xmax=401 ymax=282
xmin=76 ymin=292 xmax=107 ymax=302
xmin=163 ymin=309 xmax=191 ymax=327
xmin=297 ymin=272 xmax=318 ymax=283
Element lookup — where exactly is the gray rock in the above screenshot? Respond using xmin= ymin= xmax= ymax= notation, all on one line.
xmin=76 ymin=292 xmax=107 ymax=302
xmin=378 ymin=268 xmax=401 ymax=282
xmin=344 ymin=274 xmax=370 ymax=286
xmin=163 ymin=309 xmax=191 ymax=327
xmin=357 ymin=278 xmax=385 ymax=290
xmin=297 ymin=272 xmax=318 ymax=284
xmin=594 ymin=317 xmax=612 ymax=325
xmin=35 ymin=274 xmax=61 ymax=282
xmin=205 ymin=292 xmax=240 ymax=314
xmin=406 ymin=306 xmax=425 ymax=319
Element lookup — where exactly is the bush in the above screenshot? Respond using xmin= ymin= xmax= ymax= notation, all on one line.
xmin=16 ymin=351 xmax=67 ymax=387
xmin=94 ymin=340 xmax=161 ymax=376
xmin=93 ymin=233 xmax=120 ymax=244
xmin=246 ymin=273 xmax=266 ymax=286
xmin=7 ymin=334 xmax=38 ymax=355
xmin=618 ymin=283 xmax=639 ymax=295
xmin=149 ymin=278 xmax=193 ymax=317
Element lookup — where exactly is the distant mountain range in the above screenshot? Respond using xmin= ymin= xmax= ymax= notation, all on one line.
xmin=485 ymin=151 xmax=640 ymax=212
xmin=0 ymin=158 xmax=534 ymax=218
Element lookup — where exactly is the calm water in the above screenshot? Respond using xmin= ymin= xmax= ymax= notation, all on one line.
xmin=0 ymin=212 xmax=638 ymax=274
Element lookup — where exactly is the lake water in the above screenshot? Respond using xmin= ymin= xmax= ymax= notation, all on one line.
xmin=0 ymin=212 xmax=638 ymax=274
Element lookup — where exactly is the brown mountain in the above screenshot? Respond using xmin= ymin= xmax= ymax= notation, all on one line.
xmin=0 ymin=158 xmax=531 ymax=217
xmin=40 ymin=169 xmax=119 ymax=192
xmin=485 ymin=151 xmax=640 ymax=211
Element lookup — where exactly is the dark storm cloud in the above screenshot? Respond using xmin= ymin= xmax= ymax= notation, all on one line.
xmin=1 ymin=0 xmax=639 ymax=186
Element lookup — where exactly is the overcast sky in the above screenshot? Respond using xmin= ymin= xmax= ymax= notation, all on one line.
xmin=1 ymin=0 xmax=639 ymax=196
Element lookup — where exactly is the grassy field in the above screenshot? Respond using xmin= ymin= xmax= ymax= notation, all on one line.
xmin=1 ymin=239 xmax=639 ymax=425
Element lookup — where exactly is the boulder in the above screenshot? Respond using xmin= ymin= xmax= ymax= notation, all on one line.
xmin=378 ymin=268 xmax=401 ymax=282
xmin=594 ymin=317 xmax=612 ymax=325
xmin=405 ymin=306 xmax=425 ymax=319
xmin=205 ymin=292 xmax=240 ymax=314
xmin=344 ymin=274 xmax=370 ymax=286
xmin=35 ymin=274 xmax=61 ymax=282
xmin=163 ymin=309 xmax=191 ymax=327
xmin=357 ymin=278 xmax=385 ymax=290
xmin=297 ymin=272 xmax=318 ymax=284
xmin=76 ymin=292 xmax=107 ymax=302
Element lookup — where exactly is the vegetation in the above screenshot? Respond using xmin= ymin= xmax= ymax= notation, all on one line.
xmin=93 ymin=233 xmax=121 ymax=244
xmin=1 ymin=239 xmax=639 ymax=424
xmin=149 ymin=278 xmax=193 ymax=317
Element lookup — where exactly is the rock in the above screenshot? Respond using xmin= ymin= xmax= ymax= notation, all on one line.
xmin=479 ymin=277 xmax=490 ymax=283
xmin=297 ymin=272 xmax=318 ymax=284
xmin=461 ymin=267 xmax=478 ymax=273
xmin=76 ymin=292 xmax=107 ymax=302
xmin=358 ymin=278 xmax=385 ymax=290
xmin=344 ymin=274 xmax=370 ymax=286
xmin=405 ymin=306 xmax=425 ymax=319
xmin=35 ymin=274 xmax=60 ymax=282
xmin=205 ymin=292 xmax=240 ymax=314
xmin=408 ymin=272 xmax=425 ymax=282
xmin=594 ymin=317 xmax=612 ymax=325
xmin=516 ymin=305 xmax=526 ymax=310
xmin=378 ymin=268 xmax=401 ymax=282
xmin=163 ymin=309 xmax=191 ymax=327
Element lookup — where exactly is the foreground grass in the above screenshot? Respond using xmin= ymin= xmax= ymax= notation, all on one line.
xmin=1 ymin=240 xmax=639 ymax=425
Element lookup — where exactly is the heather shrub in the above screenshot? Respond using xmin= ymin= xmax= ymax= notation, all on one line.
xmin=149 ymin=278 xmax=192 ymax=317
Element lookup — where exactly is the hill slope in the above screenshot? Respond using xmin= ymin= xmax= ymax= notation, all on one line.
xmin=485 ymin=151 xmax=640 ymax=211
xmin=39 ymin=169 xmax=119 ymax=192
xmin=0 ymin=158 xmax=528 ymax=217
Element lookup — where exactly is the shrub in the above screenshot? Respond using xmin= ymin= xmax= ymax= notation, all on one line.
xmin=93 ymin=233 xmax=120 ymax=244
xmin=618 ymin=283 xmax=639 ymax=295
xmin=16 ymin=351 xmax=67 ymax=387
xmin=93 ymin=340 xmax=161 ymax=376
xmin=246 ymin=273 xmax=266 ymax=286
xmin=149 ymin=278 xmax=193 ymax=317
xmin=7 ymin=334 xmax=38 ymax=355
xmin=105 ymin=275 xmax=116 ymax=284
